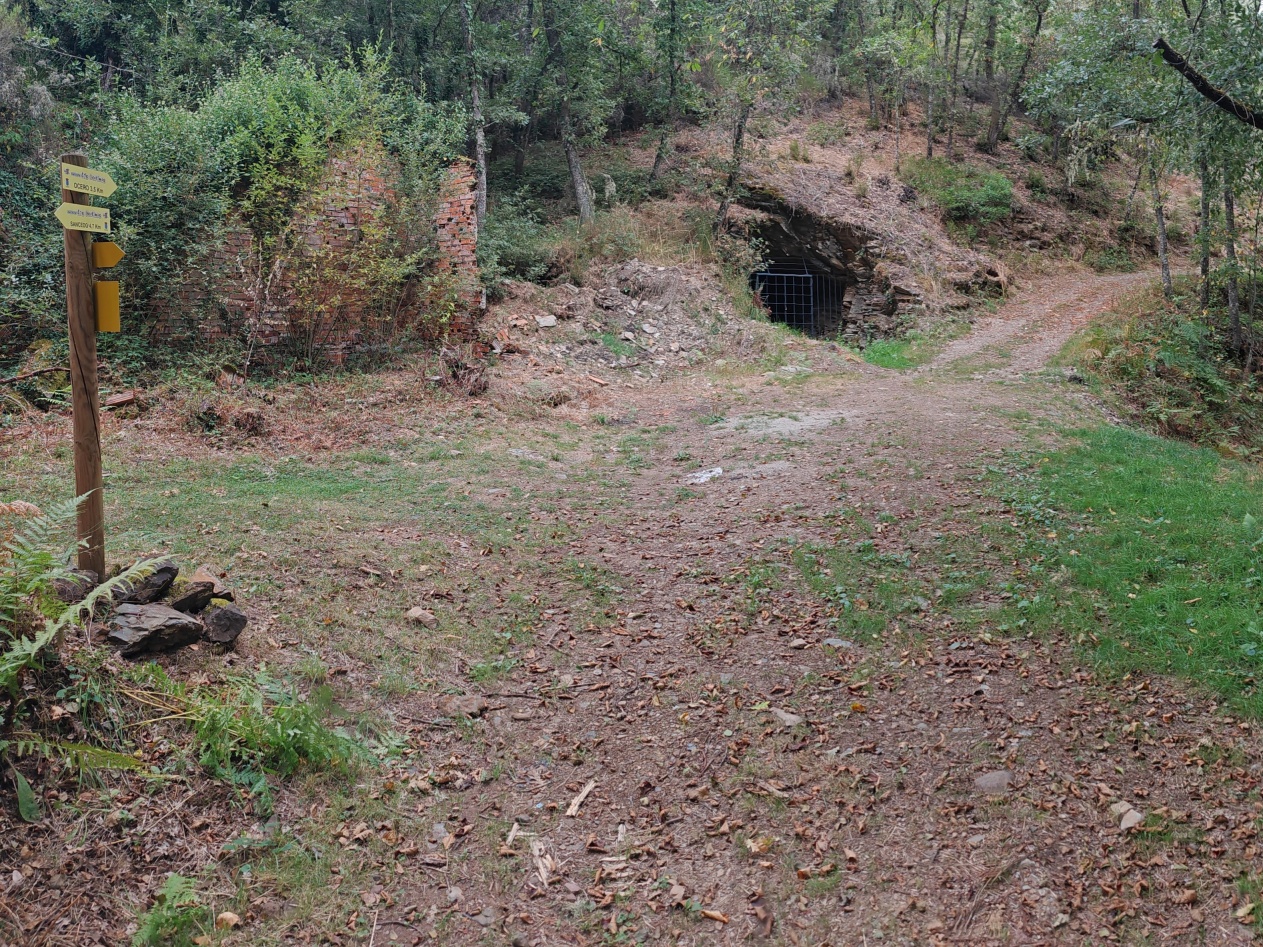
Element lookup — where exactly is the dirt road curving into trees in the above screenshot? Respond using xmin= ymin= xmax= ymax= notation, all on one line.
xmin=359 ymin=266 xmax=1256 ymax=946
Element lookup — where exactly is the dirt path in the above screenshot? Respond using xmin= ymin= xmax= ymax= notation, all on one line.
xmin=351 ymin=267 xmax=1260 ymax=947
xmin=924 ymin=270 xmax=1147 ymax=376
xmin=7 ymin=267 xmax=1257 ymax=947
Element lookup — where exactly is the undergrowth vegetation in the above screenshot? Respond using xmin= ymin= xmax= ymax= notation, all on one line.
xmin=1069 ymin=281 xmax=1263 ymax=454
xmin=1 ymin=499 xmax=368 ymax=826
xmin=1 ymin=50 xmax=465 ymax=380
xmin=900 ymin=157 xmax=1015 ymax=226
xmin=790 ymin=424 xmax=1263 ymax=717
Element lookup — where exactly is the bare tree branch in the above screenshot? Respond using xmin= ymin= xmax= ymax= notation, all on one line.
xmin=1153 ymin=37 xmax=1263 ymax=130
xmin=0 ymin=366 xmax=69 ymax=386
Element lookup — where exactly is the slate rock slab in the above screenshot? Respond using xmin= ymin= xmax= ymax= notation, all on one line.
xmin=190 ymin=565 xmax=232 ymax=601
xmin=438 ymin=695 xmax=489 ymax=718
xmin=202 ymin=602 xmax=248 ymax=645
xmin=168 ymin=579 xmax=215 ymax=614
xmin=109 ymin=604 xmax=202 ymax=657
xmin=973 ymin=770 xmax=1013 ymax=794
xmin=115 ymin=558 xmax=179 ymax=605
xmin=54 ymin=570 xmax=98 ymax=605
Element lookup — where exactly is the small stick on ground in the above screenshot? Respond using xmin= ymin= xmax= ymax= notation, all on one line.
xmin=565 ymin=779 xmax=597 ymax=817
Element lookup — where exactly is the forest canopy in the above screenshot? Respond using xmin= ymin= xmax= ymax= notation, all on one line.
xmin=2 ymin=0 xmax=1262 ymax=365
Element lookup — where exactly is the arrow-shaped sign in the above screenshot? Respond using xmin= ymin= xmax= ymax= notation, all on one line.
xmin=61 ymin=162 xmax=117 ymax=198
xmin=55 ymin=203 xmax=110 ymax=234
xmin=91 ymin=241 xmax=125 ymax=268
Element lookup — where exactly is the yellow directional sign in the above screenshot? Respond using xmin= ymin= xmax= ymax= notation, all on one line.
xmin=92 ymin=241 xmax=125 ymax=268
xmin=55 ymin=203 xmax=110 ymax=233
xmin=95 ymin=281 xmax=120 ymax=333
xmin=61 ymin=162 xmax=117 ymax=198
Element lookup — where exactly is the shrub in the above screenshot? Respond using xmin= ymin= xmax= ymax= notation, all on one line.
xmin=1084 ymin=245 xmax=1137 ymax=273
xmin=1078 ymin=286 xmax=1263 ymax=451
xmin=0 ymin=166 xmax=67 ymax=363
xmin=1014 ymin=133 xmax=1049 ymax=161
xmin=786 ymin=140 xmax=811 ymax=162
xmin=899 ymin=157 xmax=1014 ymax=224
xmin=93 ymin=51 xmax=465 ymax=347
xmin=1024 ymin=169 xmax=1049 ymax=197
xmin=479 ymin=194 xmax=552 ymax=286
xmin=806 ymin=120 xmax=847 ymax=146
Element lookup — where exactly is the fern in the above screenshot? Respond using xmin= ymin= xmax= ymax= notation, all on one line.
xmin=132 ymin=873 xmax=209 ymax=947
xmin=0 ymin=559 xmax=160 ymax=699
xmin=0 ymin=495 xmax=82 ymax=633
xmin=0 ymin=501 xmax=162 ymax=789
xmin=7 ymin=733 xmax=146 ymax=776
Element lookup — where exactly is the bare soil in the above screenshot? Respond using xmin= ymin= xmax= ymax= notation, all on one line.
xmin=5 ymin=265 xmax=1261 ymax=946
xmin=385 ymin=266 xmax=1262 ymax=947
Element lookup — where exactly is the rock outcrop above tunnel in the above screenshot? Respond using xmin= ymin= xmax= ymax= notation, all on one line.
xmin=734 ymin=162 xmax=1009 ymax=336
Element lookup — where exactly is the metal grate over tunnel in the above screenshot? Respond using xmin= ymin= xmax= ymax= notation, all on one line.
xmin=751 ymin=261 xmax=849 ymax=338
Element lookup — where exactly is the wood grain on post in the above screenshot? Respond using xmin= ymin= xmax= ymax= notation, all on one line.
xmin=61 ymin=152 xmax=106 ymax=579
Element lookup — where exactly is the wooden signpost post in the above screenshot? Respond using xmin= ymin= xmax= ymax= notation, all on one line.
xmin=58 ymin=153 xmax=123 ymax=579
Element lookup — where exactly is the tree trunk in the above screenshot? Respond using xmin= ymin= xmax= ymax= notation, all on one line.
xmin=925 ymin=85 xmax=934 ymax=159
xmin=714 ymin=102 xmax=752 ymax=234
xmin=894 ymin=81 xmax=904 ymax=169
xmin=459 ymin=0 xmax=487 ymax=230
xmin=563 ymin=105 xmax=595 ymax=225
xmin=648 ymin=0 xmax=679 ymax=185
xmin=985 ymin=0 xmax=1044 ymax=154
xmin=1198 ymin=150 xmax=1212 ymax=309
xmin=946 ymin=0 xmax=970 ymax=157
xmin=1250 ymin=189 xmax=1263 ymax=324
xmin=513 ymin=0 xmax=536 ymax=177
xmin=858 ymin=3 xmax=879 ymax=123
xmin=1149 ymin=161 xmax=1173 ymax=298
xmin=983 ymin=9 xmax=996 ymax=81
xmin=1225 ymin=173 xmax=1242 ymax=351
xmin=544 ymin=0 xmax=594 ymax=226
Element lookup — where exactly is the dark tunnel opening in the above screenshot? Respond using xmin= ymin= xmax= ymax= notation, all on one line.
xmin=750 ymin=261 xmax=851 ymax=338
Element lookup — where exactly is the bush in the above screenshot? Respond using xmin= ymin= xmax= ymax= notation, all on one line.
xmin=0 ymin=166 xmax=67 ymax=364
xmin=92 ymin=51 xmax=465 ymax=348
xmin=806 ymin=120 xmax=847 ymax=146
xmin=1078 ymin=286 xmax=1263 ymax=451
xmin=786 ymin=140 xmax=811 ymax=162
xmin=479 ymin=194 xmax=552 ymax=287
xmin=1014 ymin=133 xmax=1049 ymax=161
xmin=1024 ymin=169 xmax=1049 ymax=197
xmin=1084 ymin=245 xmax=1137 ymax=273
xmin=899 ymin=157 xmax=1014 ymax=224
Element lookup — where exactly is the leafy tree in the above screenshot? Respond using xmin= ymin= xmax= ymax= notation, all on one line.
xmin=707 ymin=0 xmax=828 ymax=231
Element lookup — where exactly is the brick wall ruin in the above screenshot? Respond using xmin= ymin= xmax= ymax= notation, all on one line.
xmin=432 ymin=160 xmax=485 ymax=340
xmin=154 ymin=150 xmax=484 ymax=364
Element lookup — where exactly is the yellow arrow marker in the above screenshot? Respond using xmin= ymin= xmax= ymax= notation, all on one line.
xmin=92 ymin=241 xmax=125 ymax=268
xmin=95 ymin=281 xmax=120 ymax=333
xmin=55 ymin=203 xmax=110 ymax=234
xmin=61 ymin=162 xmax=117 ymax=198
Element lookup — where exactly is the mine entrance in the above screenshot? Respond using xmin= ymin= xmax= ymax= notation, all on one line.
xmin=751 ymin=261 xmax=849 ymax=338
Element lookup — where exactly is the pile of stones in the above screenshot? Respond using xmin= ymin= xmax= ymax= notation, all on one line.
xmin=58 ymin=559 xmax=248 ymax=658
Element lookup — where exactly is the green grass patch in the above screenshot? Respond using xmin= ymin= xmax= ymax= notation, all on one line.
xmin=861 ymin=339 xmax=915 ymax=370
xmin=793 ymin=520 xmax=986 ymax=641
xmin=900 ymin=157 xmax=1014 ymax=225
xmin=1003 ymin=425 xmax=1263 ymax=714
xmin=599 ymin=332 xmax=637 ymax=358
